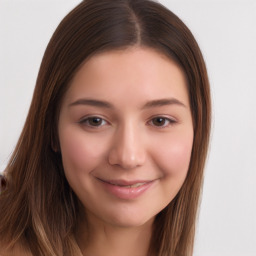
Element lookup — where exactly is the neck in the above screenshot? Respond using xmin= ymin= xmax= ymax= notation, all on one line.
xmin=76 ymin=211 xmax=153 ymax=256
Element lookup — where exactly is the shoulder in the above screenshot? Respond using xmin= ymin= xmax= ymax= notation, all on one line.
xmin=0 ymin=242 xmax=32 ymax=256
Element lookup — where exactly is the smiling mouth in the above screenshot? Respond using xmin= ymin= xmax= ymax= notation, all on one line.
xmin=106 ymin=181 xmax=149 ymax=188
xmin=96 ymin=178 xmax=153 ymax=187
xmin=96 ymin=177 xmax=156 ymax=199
xmin=97 ymin=178 xmax=155 ymax=188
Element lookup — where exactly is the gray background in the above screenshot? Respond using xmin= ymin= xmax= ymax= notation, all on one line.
xmin=0 ymin=0 xmax=255 ymax=255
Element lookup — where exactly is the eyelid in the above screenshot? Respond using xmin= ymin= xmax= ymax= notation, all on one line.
xmin=78 ymin=115 xmax=109 ymax=128
xmin=77 ymin=114 xmax=178 ymax=129
xmin=147 ymin=115 xmax=178 ymax=128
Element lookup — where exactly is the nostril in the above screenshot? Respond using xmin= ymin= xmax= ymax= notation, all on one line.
xmin=107 ymin=131 xmax=146 ymax=169
xmin=108 ymin=150 xmax=144 ymax=169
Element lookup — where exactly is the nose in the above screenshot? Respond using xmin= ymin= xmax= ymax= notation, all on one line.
xmin=108 ymin=123 xmax=146 ymax=169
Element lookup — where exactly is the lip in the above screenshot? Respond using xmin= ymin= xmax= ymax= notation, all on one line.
xmin=96 ymin=178 xmax=156 ymax=200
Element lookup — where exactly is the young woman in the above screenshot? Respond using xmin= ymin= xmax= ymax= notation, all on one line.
xmin=0 ymin=0 xmax=211 ymax=255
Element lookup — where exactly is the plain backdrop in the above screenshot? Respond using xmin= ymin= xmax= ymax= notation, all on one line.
xmin=0 ymin=0 xmax=255 ymax=255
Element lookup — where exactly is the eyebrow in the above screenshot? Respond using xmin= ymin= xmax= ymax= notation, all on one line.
xmin=69 ymin=98 xmax=186 ymax=109
xmin=69 ymin=99 xmax=113 ymax=108
xmin=142 ymin=98 xmax=186 ymax=109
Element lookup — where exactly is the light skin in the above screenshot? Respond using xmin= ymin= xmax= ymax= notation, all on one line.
xmin=58 ymin=47 xmax=194 ymax=256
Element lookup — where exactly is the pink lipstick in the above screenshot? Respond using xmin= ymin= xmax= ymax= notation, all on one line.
xmin=96 ymin=178 xmax=156 ymax=200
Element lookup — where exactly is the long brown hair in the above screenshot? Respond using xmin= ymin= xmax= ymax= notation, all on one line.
xmin=0 ymin=0 xmax=211 ymax=255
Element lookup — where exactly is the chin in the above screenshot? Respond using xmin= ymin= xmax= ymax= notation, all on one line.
xmin=109 ymin=216 xmax=153 ymax=229
xmin=99 ymin=207 xmax=156 ymax=229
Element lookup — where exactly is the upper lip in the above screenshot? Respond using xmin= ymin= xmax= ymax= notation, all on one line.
xmin=96 ymin=178 xmax=154 ymax=186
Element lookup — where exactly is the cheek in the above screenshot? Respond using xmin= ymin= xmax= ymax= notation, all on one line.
xmin=148 ymin=131 xmax=193 ymax=206
xmin=151 ymin=131 xmax=193 ymax=177
xmin=59 ymin=127 xmax=107 ymax=178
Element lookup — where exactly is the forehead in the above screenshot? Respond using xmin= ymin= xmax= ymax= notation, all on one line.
xmin=62 ymin=47 xmax=189 ymax=107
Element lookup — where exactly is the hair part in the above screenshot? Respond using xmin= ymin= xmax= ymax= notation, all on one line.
xmin=0 ymin=1 xmax=211 ymax=255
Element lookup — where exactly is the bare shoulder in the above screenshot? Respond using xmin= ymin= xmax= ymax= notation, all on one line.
xmin=0 ymin=242 xmax=32 ymax=256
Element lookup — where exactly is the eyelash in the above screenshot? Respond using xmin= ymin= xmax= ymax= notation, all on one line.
xmin=79 ymin=116 xmax=108 ymax=128
xmin=148 ymin=116 xmax=177 ymax=128
xmin=78 ymin=116 xmax=177 ymax=129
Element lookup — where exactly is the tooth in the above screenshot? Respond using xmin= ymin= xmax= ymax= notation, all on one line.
xmin=110 ymin=182 xmax=147 ymax=188
xmin=129 ymin=182 xmax=146 ymax=188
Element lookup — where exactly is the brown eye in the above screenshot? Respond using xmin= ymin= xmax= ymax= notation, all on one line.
xmin=150 ymin=117 xmax=176 ymax=127
xmin=79 ymin=117 xmax=107 ymax=127
xmin=152 ymin=117 xmax=166 ymax=126
xmin=88 ymin=117 xmax=103 ymax=126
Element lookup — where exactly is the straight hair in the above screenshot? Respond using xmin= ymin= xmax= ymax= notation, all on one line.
xmin=0 ymin=0 xmax=211 ymax=255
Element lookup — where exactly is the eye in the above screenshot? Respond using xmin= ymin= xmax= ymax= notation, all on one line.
xmin=79 ymin=116 xmax=107 ymax=127
xmin=149 ymin=116 xmax=176 ymax=128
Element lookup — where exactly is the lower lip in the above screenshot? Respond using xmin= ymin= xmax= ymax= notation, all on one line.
xmin=98 ymin=180 xmax=155 ymax=200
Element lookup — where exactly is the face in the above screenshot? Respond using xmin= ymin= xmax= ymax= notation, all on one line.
xmin=58 ymin=47 xmax=194 ymax=228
